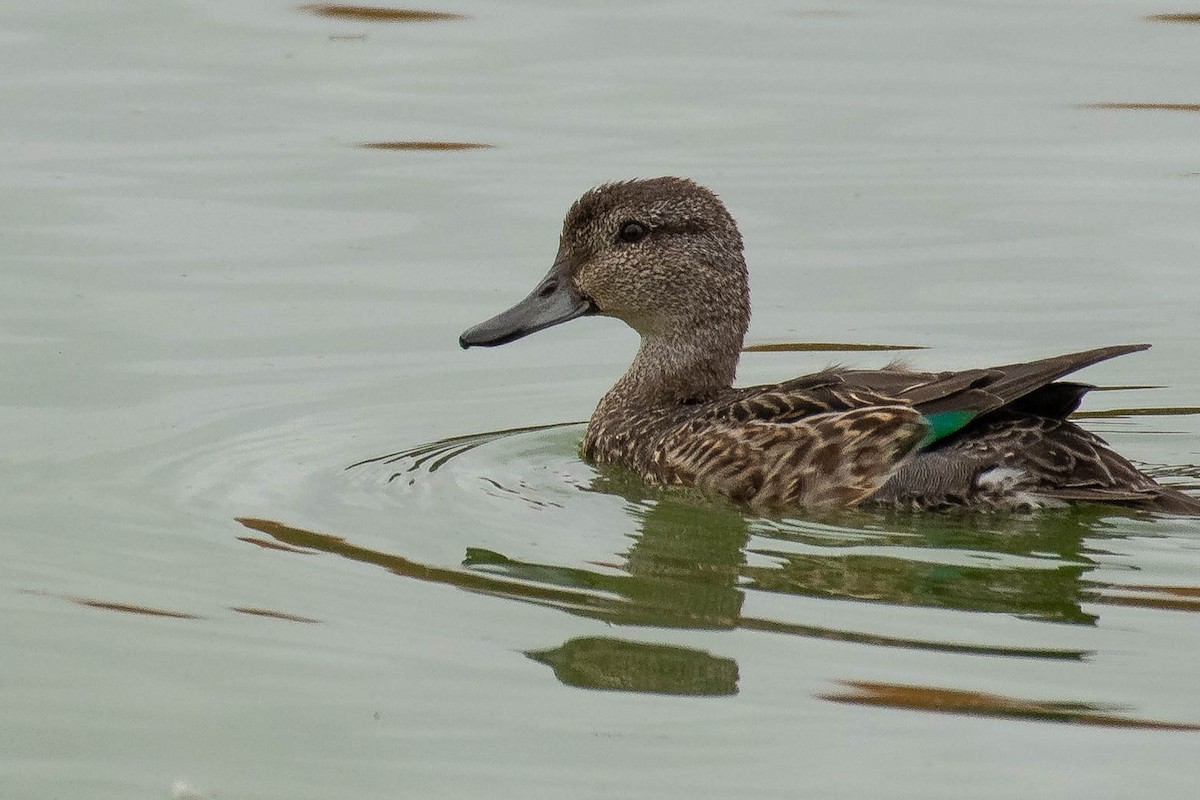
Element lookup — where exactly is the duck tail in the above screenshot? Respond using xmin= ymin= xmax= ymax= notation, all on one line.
xmin=1143 ymin=486 xmax=1200 ymax=515
xmin=981 ymin=344 xmax=1151 ymax=409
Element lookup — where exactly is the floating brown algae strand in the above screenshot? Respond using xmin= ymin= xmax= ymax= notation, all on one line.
xmin=299 ymin=5 xmax=466 ymax=22
xmin=231 ymin=606 xmax=322 ymax=624
xmin=1081 ymin=102 xmax=1200 ymax=112
xmin=1145 ymin=13 xmax=1200 ymax=23
xmin=358 ymin=141 xmax=492 ymax=150
xmin=68 ymin=596 xmax=202 ymax=619
xmin=820 ymin=681 xmax=1200 ymax=730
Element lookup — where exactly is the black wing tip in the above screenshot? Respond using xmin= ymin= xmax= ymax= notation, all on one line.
xmin=998 ymin=343 xmax=1153 ymax=377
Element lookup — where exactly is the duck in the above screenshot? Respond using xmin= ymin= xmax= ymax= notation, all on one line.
xmin=459 ymin=177 xmax=1200 ymax=514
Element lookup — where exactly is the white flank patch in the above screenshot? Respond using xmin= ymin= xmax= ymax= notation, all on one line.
xmin=975 ymin=467 xmax=1026 ymax=491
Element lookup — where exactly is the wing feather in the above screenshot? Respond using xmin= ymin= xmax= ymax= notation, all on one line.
xmin=654 ymin=405 xmax=927 ymax=509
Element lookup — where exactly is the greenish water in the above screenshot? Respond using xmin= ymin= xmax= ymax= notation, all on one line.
xmin=3 ymin=2 xmax=1200 ymax=798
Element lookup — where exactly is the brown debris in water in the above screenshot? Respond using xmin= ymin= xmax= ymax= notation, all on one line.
xmin=231 ymin=606 xmax=322 ymax=624
xmin=358 ymin=141 xmax=493 ymax=151
xmin=820 ymin=680 xmax=1200 ymax=730
xmin=1145 ymin=13 xmax=1200 ymax=23
xmin=1081 ymin=102 xmax=1200 ymax=113
xmin=299 ymin=5 xmax=466 ymax=22
xmin=24 ymin=588 xmax=323 ymax=625
xmin=67 ymin=596 xmax=202 ymax=620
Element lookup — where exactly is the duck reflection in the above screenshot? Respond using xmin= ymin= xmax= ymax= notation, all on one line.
xmin=744 ymin=510 xmax=1101 ymax=625
xmin=582 ymin=466 xmax=1106 ymax=627
xmin=236 ymin=429 xmax=1200 ymax=694
xmin=465 ymin=487 xmax=748 ymax=630
xmin=525 ymin=637 xmax=738 ymax=696
xmin=236 ymin=470 xmax=1127 ymax=673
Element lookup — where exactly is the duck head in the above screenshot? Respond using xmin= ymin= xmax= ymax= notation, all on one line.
xmin=459 ymin=177 xmax=750 ymax=351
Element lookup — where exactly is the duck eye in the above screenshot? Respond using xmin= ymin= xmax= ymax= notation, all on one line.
xmin=617 ymin=221 xmax=649 ymax=244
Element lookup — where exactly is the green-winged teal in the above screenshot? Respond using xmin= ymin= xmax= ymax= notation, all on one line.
xmin=460 ymin=177 xmax=1200 ymax=513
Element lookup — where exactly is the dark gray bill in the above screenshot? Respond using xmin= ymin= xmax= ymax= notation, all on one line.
xmin=459 ymin=262 xmax=594 ymax=348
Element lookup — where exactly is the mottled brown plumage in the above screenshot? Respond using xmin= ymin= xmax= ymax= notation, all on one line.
xmin=460 ymin=177 xmax=1200 ymax=514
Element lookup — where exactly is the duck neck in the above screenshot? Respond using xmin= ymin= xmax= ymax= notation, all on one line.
xmin=599 ymin=321 xmax=745 ymax=412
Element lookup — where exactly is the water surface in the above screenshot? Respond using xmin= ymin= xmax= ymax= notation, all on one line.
xmin=3 ymin=2 xmax=1200 ymax=798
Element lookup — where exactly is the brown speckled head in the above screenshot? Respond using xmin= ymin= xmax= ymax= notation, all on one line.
xmin=558 ymin=178 xmax=748 ymax=338
xmin=460 ymin=177 xmax=752 ymax=404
